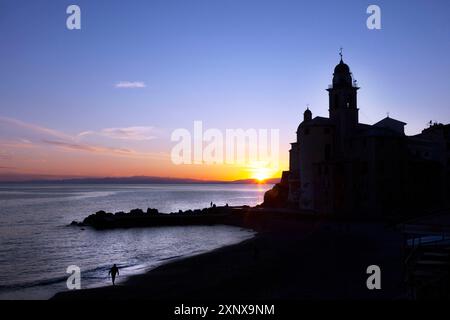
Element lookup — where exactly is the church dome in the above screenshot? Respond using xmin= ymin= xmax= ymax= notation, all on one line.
xmin=334 ymin=59 xmax=350 ymax=74
xmin=332 ymin=58 xmax=353 ymax=87
xmin=304 ymin=107 xmax=312 ymax=121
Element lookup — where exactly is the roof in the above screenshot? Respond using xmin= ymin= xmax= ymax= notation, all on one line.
xmin=371 ymin=116 xmax=407 ymax=136
xmin=374 ymin=117 xmax=407 ymax=127
xmin=300 ymin=116 xmax=333 ymax=127
xmin=334 ymin=59 xmax=350 ymax=74
xmin=358 ymin=125 xmax=404 ymax=137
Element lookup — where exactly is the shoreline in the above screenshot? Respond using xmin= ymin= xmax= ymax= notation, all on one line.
xmin=53 ymin=229 xmax=262 ymax=300
xmin=120 ymin=225 xmax=259 ymax=287
xmin=1 ymin=224 xmax=257 ymax=300
xmin=53 ymin=210 xmax=408 ymax=300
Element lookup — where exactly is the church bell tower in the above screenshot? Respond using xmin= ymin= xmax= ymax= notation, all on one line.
xmin=327 ymin=51 xmax=359 ymax=131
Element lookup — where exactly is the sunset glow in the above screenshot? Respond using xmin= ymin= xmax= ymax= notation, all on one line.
xmin=1 ymin=1 xmax=449 ymax=183
xmin=248 ymin=162 xmax=279 ymax=183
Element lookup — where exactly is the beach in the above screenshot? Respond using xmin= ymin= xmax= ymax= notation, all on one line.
xmin=54 ymin=211 xmax=408 ymax=300
xmin=0 ymin=183 xmax=266 ymax=299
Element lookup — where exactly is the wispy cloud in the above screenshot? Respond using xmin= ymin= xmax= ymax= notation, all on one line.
xmin=0 ymin=139 xmax=38 ymax=149
xmin=115 ymin=81 xmax=146 ymax=89
xmin=42 ymin=139 xmax=134 ymax=155
xmin=0 ymin=166 xmax=17 ymax=170
xmin=0 ymin=116 xmax=165 ymax=160
xmin=41 ymin=139 xmax=168 ymax=160
xmin=79 ymin=127 xmax=157 ymax=141
xmin=0 ymin=116 xmax=72 ymax=140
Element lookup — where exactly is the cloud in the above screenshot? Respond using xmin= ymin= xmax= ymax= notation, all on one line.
xmin=0 ymin=116 xmax=72 ymax=140
xmin=42 ymin=139 xmax=168 ymax=160
xmin=0 ymin=166 xmax=17 ymax=170
xmin=0 ymin=139 xmax=37 ymax=149
xmin=0 ymin=116 xmax=167 ymax=160
xmin=78 ymin=126 xmax=157 ymax=141
xmin=42 ymin=139 xmax=134 ymax=155
xmin=115 ymin=81 xmax=146 ymax=89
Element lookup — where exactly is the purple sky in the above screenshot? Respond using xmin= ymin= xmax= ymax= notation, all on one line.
xmin=0 ymin=0 xmax=449 ymax=179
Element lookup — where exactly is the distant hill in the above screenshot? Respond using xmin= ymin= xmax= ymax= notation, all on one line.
xmin=230 ymin=178 xmax=280 ymax=184
xmin=0 ymin=174 xmax=280 ymax=185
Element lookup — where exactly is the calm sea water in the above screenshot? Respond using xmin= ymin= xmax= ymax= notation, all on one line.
xmin=0 ymin=183 xmax=270 ymax=300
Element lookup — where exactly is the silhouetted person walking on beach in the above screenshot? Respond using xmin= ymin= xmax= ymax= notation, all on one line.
xmin=109 ymin=264 xmax=119 ymax=286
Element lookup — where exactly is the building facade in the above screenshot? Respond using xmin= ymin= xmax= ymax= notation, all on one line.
xmin=285 ymin=57 xmax=449 ymax=217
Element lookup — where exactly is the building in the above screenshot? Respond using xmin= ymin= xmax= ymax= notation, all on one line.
xmin=276 ymin=56 xmax=450 ymax=217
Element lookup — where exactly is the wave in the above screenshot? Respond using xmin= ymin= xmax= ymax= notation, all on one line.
xmin=0 ymin=275 xmax=69 ymax=292
xmin=0 ymin=264 xmax=122 ymax=292
xmin=157 ymin=255 xmax=183 ymax=262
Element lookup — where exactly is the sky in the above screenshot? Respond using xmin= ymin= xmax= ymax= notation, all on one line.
xmin=0 ymin=0 xmax=449 ymax=181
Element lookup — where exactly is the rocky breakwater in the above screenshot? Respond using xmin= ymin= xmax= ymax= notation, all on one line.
xmin=70 ymin=206 xmax=234 ymax=230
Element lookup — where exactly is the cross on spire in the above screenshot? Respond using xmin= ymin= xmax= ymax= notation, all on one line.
xmin=339 ymin=47 xmax=343 ymax=61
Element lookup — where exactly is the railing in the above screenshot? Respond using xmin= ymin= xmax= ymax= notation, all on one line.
xmin=328 ymin=82 xmax=359 ymax=89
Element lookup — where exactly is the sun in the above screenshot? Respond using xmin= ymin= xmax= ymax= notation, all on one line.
xmin=248 ymin=161 xmax=279 ymax=183
xmin=251 ymin=165 xmax=272 ymax=183
xmin=253 ymin=170 xmax=269 ymax=183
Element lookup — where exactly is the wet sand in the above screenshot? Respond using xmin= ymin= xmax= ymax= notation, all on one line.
xmin=53 ymin=212 xmax=407 ymax=300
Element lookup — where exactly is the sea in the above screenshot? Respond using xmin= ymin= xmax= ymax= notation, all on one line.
xmin=0 ymin=183 xmax=270 ymax=300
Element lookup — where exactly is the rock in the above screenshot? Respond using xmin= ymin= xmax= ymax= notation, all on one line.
xmin=262 ymin=171 xmax=290 ymax=208
xmin=262 ymin=183 xmax=289 ymax=208
xmin=69 ymin=220 xmax=86 ymax=227
xmin=130 ymin=208 xmax=145 ymax=216
xmin=146 ymin=208 xmax=159 ymax=215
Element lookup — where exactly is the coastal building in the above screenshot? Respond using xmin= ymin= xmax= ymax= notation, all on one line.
xmin=275 ymin=56 xmax=450 ymax=217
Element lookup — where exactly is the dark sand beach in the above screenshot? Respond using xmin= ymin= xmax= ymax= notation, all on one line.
xmin=54 ymin=211 xmax=407 ymax=300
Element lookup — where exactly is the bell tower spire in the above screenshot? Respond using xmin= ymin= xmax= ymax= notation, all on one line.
xmin=327 ymin=54 xmax=359 ymax=130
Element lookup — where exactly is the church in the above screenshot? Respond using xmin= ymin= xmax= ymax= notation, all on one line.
xmin=265 ymin=55 xmax=450 ymax=217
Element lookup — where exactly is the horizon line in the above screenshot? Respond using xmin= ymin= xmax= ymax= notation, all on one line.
xmin=0 ymin=174 xmax=281 ymax=184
